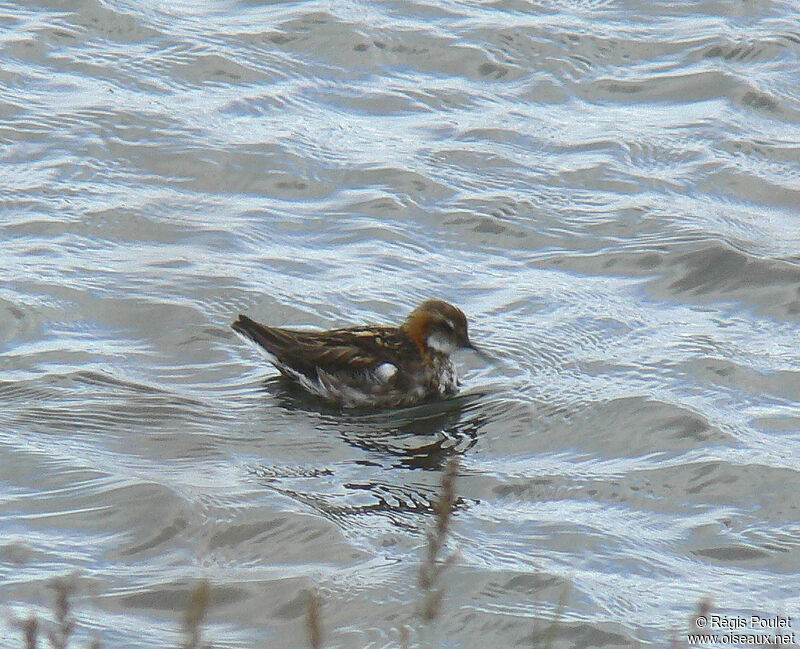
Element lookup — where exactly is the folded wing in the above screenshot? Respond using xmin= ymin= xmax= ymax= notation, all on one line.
xmin=231 ymin=314 xmax=399 ymax=383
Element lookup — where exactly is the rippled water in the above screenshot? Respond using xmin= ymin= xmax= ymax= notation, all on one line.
xmin=2 ymin=1 xmax=799 ymax=647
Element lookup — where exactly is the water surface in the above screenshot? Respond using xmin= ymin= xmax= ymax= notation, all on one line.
xmin=2 ymin=0 xmax=800 ymax=647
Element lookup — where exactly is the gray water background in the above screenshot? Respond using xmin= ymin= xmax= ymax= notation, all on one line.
xmin=2 ymin=0 xmax=800 ymax=647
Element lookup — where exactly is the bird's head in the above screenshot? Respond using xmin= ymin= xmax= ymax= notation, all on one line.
xmin=403 ymin=299 xmax=474 ymax=356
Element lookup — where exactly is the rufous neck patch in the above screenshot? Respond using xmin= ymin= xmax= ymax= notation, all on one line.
xmin=403 ymin=311 xmax=432 ymax=358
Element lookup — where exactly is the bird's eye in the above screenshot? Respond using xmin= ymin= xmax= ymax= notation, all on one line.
xmin=442 ymin=319 xmax=455 ymax=332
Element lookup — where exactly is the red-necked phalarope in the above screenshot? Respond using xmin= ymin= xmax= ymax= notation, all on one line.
xmin=232 ymin=299 xmax=477 ymax=408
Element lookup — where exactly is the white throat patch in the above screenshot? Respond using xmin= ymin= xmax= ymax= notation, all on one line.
xmin=427 ymin=332 xmax=457 ymax=355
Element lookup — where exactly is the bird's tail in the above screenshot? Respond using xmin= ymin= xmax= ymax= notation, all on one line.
xmin=231 ymin=314 xmax=273 ymax=349
xmin=231 ymin=314 xmax=299 ymax=358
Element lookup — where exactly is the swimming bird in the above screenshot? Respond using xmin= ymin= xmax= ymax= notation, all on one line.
xmin=231 ymin=299 xmax=476 ymax=408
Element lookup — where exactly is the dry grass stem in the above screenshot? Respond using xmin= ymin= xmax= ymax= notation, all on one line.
xmin=691 ymin=597 xmax=712 ymax=632
xmin=419 ymin=457 xmax=459 ymax=623
xmin=182 ymin=580 xmax=211 ymax=649
xmin=542 ymin=581 xmax=571 ymax=649
xmin=22 ymin=616 xmax=38 ymax=649
xmin=47 ymin=578 xmax=75 ymax=649
xmin=306 ymin=591 xmax=322 ymax=649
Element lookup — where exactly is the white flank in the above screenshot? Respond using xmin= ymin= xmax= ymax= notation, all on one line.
xmin=374 ymin=362 xmax=398 ymax=383
xmin=316 ymin=368 xmax=370 ymax=407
